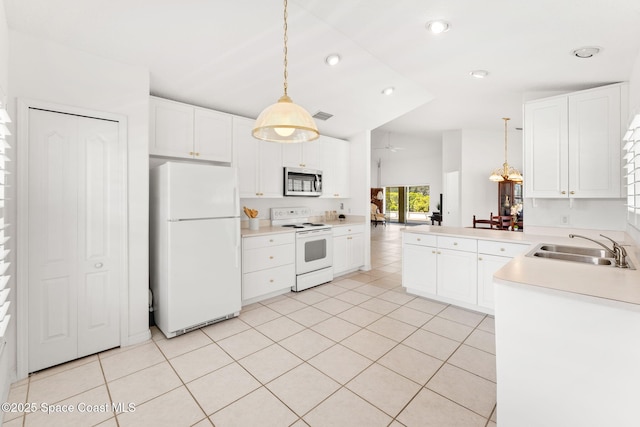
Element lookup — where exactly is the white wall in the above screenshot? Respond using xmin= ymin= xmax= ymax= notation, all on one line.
xmin=8 ymin=31 xmax=151 ymax=378
xmin=371 ymin=130 xmax=443 ymax=215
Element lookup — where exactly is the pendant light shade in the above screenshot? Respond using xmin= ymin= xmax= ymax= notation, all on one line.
xmin=253 ymin=95 xmax=319 ymax=143
xmin=489 ymin=118 xmax=522 ymax=182
xmin=253 ymin=0 xmax=319 ymax=143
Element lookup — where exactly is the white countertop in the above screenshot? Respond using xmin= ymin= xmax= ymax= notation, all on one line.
xmin=404 ymin=225 xmax=640 ymax=306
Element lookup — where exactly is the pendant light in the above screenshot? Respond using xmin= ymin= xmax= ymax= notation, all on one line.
xmin=252 ymin=0 xmax=319 ymax=143
xmin=489 ymin=118 xmax=523 ymax=182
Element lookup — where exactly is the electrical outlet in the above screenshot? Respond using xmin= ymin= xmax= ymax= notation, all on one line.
xmin=561 ymin=215 xmax=569 ymax=224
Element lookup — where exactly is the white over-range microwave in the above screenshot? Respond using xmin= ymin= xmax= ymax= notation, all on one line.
xmin=284 ymin=167 xmax=323 ymax=197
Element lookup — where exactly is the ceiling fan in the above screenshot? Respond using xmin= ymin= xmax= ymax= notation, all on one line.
xmin=381 ymin=142 xmax=405 ymax=152
xmin=375 ymin=131 xmax=405 ymax=152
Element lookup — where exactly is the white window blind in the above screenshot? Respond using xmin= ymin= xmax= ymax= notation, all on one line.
xmin=0 ymin=101 xmax=11 ymax=342
xmin=624 ymin=114 xmax=640 ymax=228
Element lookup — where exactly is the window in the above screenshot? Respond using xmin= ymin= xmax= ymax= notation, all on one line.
xmin=624 ymin=114 xmax=640 ymax=229
xmin=0 ymin=100 xmax=11 ymax=346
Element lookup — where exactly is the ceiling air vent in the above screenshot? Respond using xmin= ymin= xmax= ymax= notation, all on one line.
xmin=312 ymin=111 xmax=333 ymax=121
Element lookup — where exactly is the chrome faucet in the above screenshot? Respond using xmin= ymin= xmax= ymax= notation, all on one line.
xmin=569 ymin=234 xmax=629 ymax=268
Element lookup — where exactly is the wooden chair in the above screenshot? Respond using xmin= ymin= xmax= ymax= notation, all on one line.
xmin=473 ymin=213 xmax=496 ymax=229
xmin=492 ymin=215 xmax=513 ymax=230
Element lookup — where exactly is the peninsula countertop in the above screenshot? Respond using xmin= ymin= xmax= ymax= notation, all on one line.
xmin=403 ymin=225 xmax=640 ymax=306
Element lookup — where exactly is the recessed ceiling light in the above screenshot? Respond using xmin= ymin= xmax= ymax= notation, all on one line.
xmin=325 ymin=53 xmax=341 ymax=66
xmin=426 ymin=20 xmax=451 ymax=34
xmin=572 ymin=47 xmax=600 ymax=58
xmin=470 ymin=70 xmax=489 ymax=79
xmin=381 ymin=87 xmax=395 ymax=96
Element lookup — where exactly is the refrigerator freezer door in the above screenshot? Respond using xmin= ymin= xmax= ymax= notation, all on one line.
xmin=164 ymin=217 xmax=241 ymax=333
xmin=167 ymin=162 xmax=239 ymax=220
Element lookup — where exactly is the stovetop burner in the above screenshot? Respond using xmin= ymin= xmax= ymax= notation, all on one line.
xmin=282 ymin=224 xmax=305 ymax=229
xmin=303 ymin=222 xmax=326 ymax=227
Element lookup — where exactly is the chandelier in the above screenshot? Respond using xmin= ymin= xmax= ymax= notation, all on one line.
xmin=489 ymin=117 xmax=523 ymax=182
xmin=252 ymin=0 xmax=319 ymax=143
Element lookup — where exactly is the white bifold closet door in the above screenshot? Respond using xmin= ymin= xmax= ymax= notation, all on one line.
xmin=28 ymin=108 xmax=122 ymax=372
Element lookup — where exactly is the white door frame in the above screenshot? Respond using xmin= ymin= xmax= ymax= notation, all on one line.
xmin=16 ymin=98 xmax=129 ymax=379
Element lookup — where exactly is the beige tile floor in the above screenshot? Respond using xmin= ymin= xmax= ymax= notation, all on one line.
xmin=4 ymin=224 xmax=497 ymax=427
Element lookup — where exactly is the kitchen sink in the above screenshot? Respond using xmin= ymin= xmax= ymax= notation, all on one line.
xmin=525 ymin=243 xmax=624 ymax=268
xmin=530 ymin=251 xmax=614 ymax=266
xmin=537 ymin=244 xmax=610 ymax=258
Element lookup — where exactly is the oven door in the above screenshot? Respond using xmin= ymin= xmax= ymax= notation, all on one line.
xmin=296 ymin=229 xmax=333 ymax=275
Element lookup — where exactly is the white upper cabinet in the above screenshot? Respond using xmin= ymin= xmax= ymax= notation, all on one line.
xmin=234 ymin=116 xmax=283 ymax=198
xmin=282 ymin=141 xmax=321 ymax=170
xmin=150 ymin=97 xmax=194 ymax=158
xmin=320 ymin=135 xmax=350 ymax=198
xmin=524 ymin=83 xmax=625 ymax=198
xmin=150 ymin=96 xmax=233 ymax=163
xmin=193 ymin=107 xmax=233 ymax=162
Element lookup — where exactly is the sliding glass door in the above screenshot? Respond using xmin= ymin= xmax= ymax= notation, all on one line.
xmin=384 ymin=185 xmax=430 ymax=224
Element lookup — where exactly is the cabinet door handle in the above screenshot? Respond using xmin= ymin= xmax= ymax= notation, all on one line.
xmin=269 ymin=279 xmax=274 ymax=283
xmin=478 ymin=257 xmax=483 ymax=261
xmin=453 ymin=242 xmax=458 ymax=246
xmin=195 ymin=152 xmax=200 ymax=157
xmin=570 ymin=191 xmax=575 ymax=195
xmin=269 ymin=239 xmax=274 ymax=242
xmin=500 ymin=248 xmax=505 ymax=251
xmin=432 ymin=250 xmax=436 ymax=254
xmin=94 ymin=262 xmax=103 ymax=268
xmin=269 ymin=256 xmax=274 ymax=259
xmin=189 ymin=151 xmax=195 ymax=156
xmin=416 ymin=238 xmax=421 ymax=241
xmin=561 ymin=191 xmax=567 ymax=195
xmin=437 ymin=251 xmax=441 ymax=254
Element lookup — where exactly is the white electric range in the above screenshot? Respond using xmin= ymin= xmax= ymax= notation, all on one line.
xmin=271 ymin=207 xmax=333 ymax=291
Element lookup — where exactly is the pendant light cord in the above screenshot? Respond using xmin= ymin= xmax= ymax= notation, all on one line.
xmin=283 ymin=0 xmax=289 ymax=97
xmin=503 ymin=117 xmax=510 ymax=173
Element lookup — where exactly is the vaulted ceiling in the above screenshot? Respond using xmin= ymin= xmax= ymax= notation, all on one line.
xmin=5 ymin=0 xmax=640 ymax=140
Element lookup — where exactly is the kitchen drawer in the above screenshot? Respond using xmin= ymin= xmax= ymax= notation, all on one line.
xmin=332 ymin=224 xmax=365 ymax=237
xmin=478 ymin=240 xmax=530 ymax=258
xmin=403 ymin=232 xmax=437 ymax=247
xmin=437 ymin=235 xmax=477 ymax=252
xmin=242 ymin=264 xmax=295 ymax=301
xmin=242 ymin=244 xmax=295 ymax=273
xmin=243 ymin=232 xmax=295 ymax=250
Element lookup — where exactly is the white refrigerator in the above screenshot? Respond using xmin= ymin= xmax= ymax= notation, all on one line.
xmin=150 ymin=162 xmax=241 ymax=338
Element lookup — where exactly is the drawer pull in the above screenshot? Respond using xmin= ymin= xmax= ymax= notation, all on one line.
xmin=269 ymin=256 xmax=274 ymax=259
xmin=500 ymin=248 xmax=505 ymax=251
xmin=417 ymin=238 xmax=421 ymax=241
xmin=269 ymin=239 xmax=274 ymax=242
xmin=453 ymin=242 xmax=458 ymax=246
xmin=269 ymin=279 xmax=274 ymax=283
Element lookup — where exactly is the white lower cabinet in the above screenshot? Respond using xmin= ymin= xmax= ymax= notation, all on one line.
xmin=437 ymin=248 xmax=478 ymax=305
xmin=333 ymin=224 xmax=364 ymax=276
xmin=402 ymin=232 xmax=530 ymax=313
xmin=402 ymin=234 xmax=437 ymax=294
xmin=477 ymin=240 xmax=530 ymax=310
xmin=242 ymin=233 xmax=294 ymax=304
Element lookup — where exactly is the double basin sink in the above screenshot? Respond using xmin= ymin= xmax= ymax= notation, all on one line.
xmin=527 ymin=243 xmax=634 ymax=269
